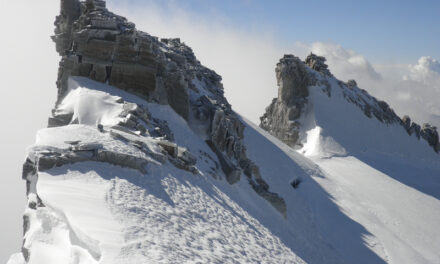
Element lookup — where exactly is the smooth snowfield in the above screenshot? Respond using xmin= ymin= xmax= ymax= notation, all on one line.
xmin=9 ymin=77 xmax=440 ymax=264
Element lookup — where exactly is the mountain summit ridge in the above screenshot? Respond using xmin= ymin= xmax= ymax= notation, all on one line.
xmin=8 ymin=1 xmax=440 ymax=263
xmin=261 ymin=53 xmax=440 ymax=153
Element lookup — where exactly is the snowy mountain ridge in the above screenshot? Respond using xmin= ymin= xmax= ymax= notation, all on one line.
xmin=261 ymin=53 xmax=440 ymax=154
xmin=8 ymin=0 xmax=440 ymax=263
xmin=50 ymin=0 xmax=287 ymax=215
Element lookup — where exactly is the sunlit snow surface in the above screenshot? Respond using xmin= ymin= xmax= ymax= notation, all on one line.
xmin=9 ymin=77 xmax=440 ymax=264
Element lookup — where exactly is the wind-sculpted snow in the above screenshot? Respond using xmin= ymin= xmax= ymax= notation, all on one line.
xmin=9 ymin=1 xmax=440 ymax=263
xmin=10 ymin=78 xmax=308 ymax=263
xmin=7 ymin=77 xmax=387 ymax=264
xmin=50 ymin=0 xmax=286 ymax=217
xmin=10 ymin=71 xmax=440 ymax=264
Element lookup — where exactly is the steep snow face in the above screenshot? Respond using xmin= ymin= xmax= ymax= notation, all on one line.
xmin=260 ymin=55 xmax=440 ymax=264
xmin=298 ymin=74 xmax=440 ymax=160
xmin=261 ymin=54 xmax=440 ymax=154
xmin=10 ymin=79 xmax=311 ymax=264
xmin=9 ymin=0 xmax=440 ymax=262
xmin=295 ymin=74 xmax=440 ymax=263
xmin=10 ymin=76 xmax=440 ymax=263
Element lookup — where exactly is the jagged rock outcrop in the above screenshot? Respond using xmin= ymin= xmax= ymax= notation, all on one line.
xmin=50 ymin=0 xmax=248 ymax=175
xmin=261 ymin=53 xmax=440 ymax=153
xmin=305 ymin=53 xmax=332 ymax=76
xmin=402 ymin=116 xmax=440 ymax=152
xmin=16 ymin=2 xmax=292 ymax=260
xmin=25 ymin=0 xmax=288 ymax=244
xmin=260 ymin=55 xmax=309 ymax=147
xmin=62 ymin=0 xmax=282 ymax=212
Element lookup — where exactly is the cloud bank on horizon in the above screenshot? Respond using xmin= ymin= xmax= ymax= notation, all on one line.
xmin=300 ymin=43 xmax=440 ymax=128
xmin=108 ymin=0 xmax=440 ymax=128
xmin=0 ymin=0 xmax=439 ymax=262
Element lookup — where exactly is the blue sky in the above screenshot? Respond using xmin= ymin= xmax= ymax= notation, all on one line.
xmin=1 ymin=1 xmax=439 ymax=262
xmin=109 ymin=0 xmax=440 ymax=128
xmin=119 ymin=0 xmax=440 ymax=63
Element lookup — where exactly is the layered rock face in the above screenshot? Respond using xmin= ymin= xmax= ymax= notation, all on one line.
xmin=21 ymin=0 xmax=288 ymax=252
xmin=15 ymin=1 xmax=290 ymax=262
xmin=260 ymin=55 xmax=310 ymax=147
xmin=50 ymin=0 xmax=285 ymax=209
xmin=261 ymin=53 xmax=440 ymax=153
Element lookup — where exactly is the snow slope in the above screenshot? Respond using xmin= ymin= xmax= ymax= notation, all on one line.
xmin=288 ymin=70 xmax=440 ymax=263
xmin=9 ymin=77 xmax=440 ymax=264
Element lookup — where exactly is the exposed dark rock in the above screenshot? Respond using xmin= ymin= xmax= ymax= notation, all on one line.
xmin=347 ymin=79 xmax=357 ymax=89
xmin=206 ymin=140 xmax=241 ymax=184
xmin=277 ymin=55 xmax=310 ymax=103
xmin=22 ymin=158 xmax=36 ymax=181
xmin=48 ymin=112 xmax=73 ymax=128
xmin=151 ymin=119 xmax=174 ymax=141
xmin=260 ymin=53 xmax=440 ymax=154
xmin=51 ymin=0 xmax=225 ymax=122
xmin=249 ymin=179 xmax=287 ymax=217
xmin=177 ymin=147 xmax=197 ymax=166
xmin=157 ymin=140 xmax=178 ymax=158
xmin=421 ymin=124 xmax=440 ymax=152
xmin=260 ymin=55 xmax=309 ymax=147
xmin=291 ymin=178 xmax=302 ymax=189
xmin=401 ymin=116 xmax=439 ymax=152
xmin=21 ymin=221 xmax=30 ymax=262
xmin=42 ymin=0 xmax=288 ymax=218
xmin=305 ymin=53 xmax=331 ymax=76
xmin=96 ymin=149 xmax=148 ymax=174
xmin=402 ymin=115 xmax=412 ymax=131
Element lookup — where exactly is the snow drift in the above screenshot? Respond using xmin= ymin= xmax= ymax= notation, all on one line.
xmin=9 ymin=1 xmax=440 ymax=264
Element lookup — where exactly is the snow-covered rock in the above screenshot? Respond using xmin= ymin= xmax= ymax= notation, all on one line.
xmin=259 ymin=52 xmax=440 ymax=263
xmin=9 ymin=1 xmax=440 ymax=264
xmin=261 ymin=53 xmax=440 ymax=154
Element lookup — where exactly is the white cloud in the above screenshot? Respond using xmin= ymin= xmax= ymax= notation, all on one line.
xmin=107 ymin=0 xmax=288 ymax=124
xmin=304 ymin=43 xmax=440 ymax=128
xmin=1 ymin=2 xmax=439 ymax=262
xmin=399 ymin=57 xmax=440 ymax=126
xmin=108 ymin=0 xmax=440 ymax=129
xmin=297 ymin=42 xmax=382 ymax=82
xmin=404 ymin=56 xmax=440 ymax=85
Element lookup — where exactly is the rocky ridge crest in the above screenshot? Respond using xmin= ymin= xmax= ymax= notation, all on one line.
xmin=18 ymin=1 xmax=290 ymax=260
xmin=51 ymin=0 xmax=287 ymax=205
xmin=33 ymin=0 xmax=286 ymax=212
xmin=260 ymin=53 xmax=440 ymax=153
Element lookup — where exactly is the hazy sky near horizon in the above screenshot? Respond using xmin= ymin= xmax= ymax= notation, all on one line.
xmin=1 ymin=0 xmax=439 ymax=262
xmin=113 ymin=0 xmax=440 ymax=63
xmin=107 ymin=0 xmax=440 ymax=126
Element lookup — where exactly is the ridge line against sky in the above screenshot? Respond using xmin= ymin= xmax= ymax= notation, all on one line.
xmin=107 ymin=0 xmax=440 ymax=127
xmin=110 ymin=0 xmax=440 ymax=64
xmin=0 ymin=1 xmax=439 ymax=262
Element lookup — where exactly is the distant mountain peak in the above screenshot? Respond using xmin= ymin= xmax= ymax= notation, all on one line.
xmin=8 ymin=1 xmax=440 ymax=264
xmin=261 ymin=53 xmax=440 ymax=154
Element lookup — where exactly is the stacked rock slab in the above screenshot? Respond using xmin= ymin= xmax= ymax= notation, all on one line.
xmin=260 ymin=55 xmax=310 ymax=147
xmin=53 ymin=0 xmax=156 ymax=108
xmin=49 ymin=0 xmax=286 ymax=215
xmin=260 ymin=53 xmax=440 ymax=154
